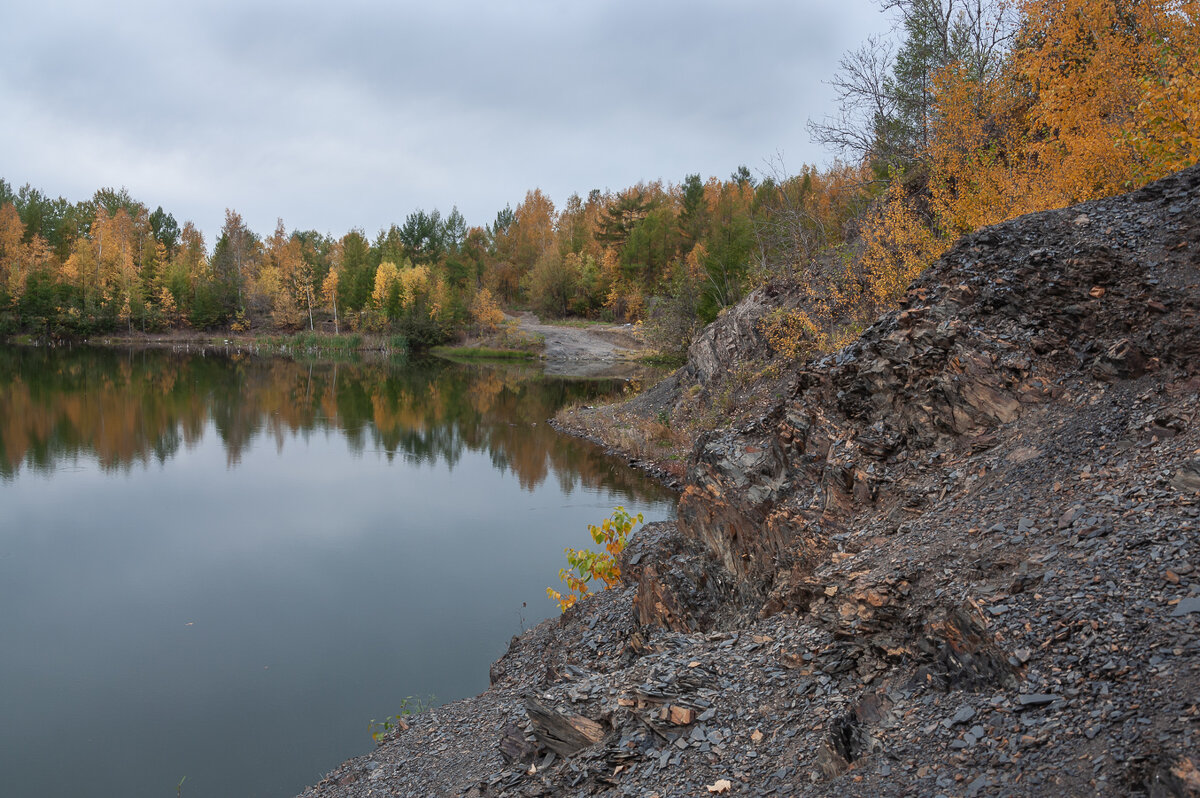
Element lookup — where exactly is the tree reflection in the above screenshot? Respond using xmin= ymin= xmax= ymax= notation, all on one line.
xmin=0 ymin=347 xmax=670 ymax=502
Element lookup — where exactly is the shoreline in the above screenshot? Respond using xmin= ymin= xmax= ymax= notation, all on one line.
xmin=296 ymin=164 xmax=1200 ymax=798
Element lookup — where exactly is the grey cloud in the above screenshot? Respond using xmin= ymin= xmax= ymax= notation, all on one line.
xmin=1 ymin=0 xmax=891 ymax=240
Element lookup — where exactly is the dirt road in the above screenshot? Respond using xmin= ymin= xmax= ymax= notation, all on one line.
xmin=510 ymin=313 xmax=649 ymax=376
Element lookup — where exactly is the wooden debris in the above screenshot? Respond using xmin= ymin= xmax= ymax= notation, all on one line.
xmin=523 ymin=698 xmax=605 ymax=757
xmin=497 ymin=723 xmax=539 ymax=765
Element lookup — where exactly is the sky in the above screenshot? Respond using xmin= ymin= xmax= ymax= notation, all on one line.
xmin=1 ymin=0 xmax=893 ymax=243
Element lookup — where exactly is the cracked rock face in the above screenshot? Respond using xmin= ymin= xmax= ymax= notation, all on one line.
xmin=676 ymin=164 xmax=1200 ymax=604
xmin=684 ymin=282 xmax=802 ymax=390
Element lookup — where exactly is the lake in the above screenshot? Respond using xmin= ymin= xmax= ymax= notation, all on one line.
xmin=0 ymin=345 xmax=677 ymax=798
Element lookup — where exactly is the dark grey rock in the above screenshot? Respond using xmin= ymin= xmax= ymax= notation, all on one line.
xmin=1171 ymin=597 xmax=1200 ymax=616
xmin=951 ymin=705 xmax=977 ymax=726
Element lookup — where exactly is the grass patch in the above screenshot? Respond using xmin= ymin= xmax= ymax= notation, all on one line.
xmin=245 ymin=332 xmax=399 ymax=362
xmin=638 ymin=352 xmax=686 ymax=368
xmin=252 ymin=332 xmax=370 ymax=355
xmin=291 ymin=331 xmax=365 ymax=352
xmin=537 ymin=317 xmax=609 ymax=328
xmin=368 ymin=695 xmax=436 ymax=743
xmin=431 ymin=345 xmax=538 ymax=361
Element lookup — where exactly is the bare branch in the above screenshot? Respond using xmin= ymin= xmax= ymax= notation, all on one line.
xmin=807 ymin=36 xmax=897 ymax=160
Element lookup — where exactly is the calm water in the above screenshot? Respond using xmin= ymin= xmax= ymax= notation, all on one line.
xmin=0 ymin=346 xmax=676 ymax=798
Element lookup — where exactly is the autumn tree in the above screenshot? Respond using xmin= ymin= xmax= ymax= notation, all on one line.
xmin=1014 ymin=0 xmax=1198 ymax=201
xmin=0 ymin=204 xmax=26 ymax=308
xmin=337 ymin=230 xmax=375 ymax=320
xmin=469 ymin=286 xmax=504 ymax=333
xmin=1126 ymin=2 xmax=1200 ymax=180
xmin=0 ymin=203 xmax=49 ymax=317
xmin=507 ymin=189 xmax=556 ymax=281
xmin=525 ymin=249 xmax=576 ymax=317
xmin=928 ymin=0 xmax=1199 ymax=232
xmin=211 ymin=209 xmax=258 ymax=315
xmin=370 ymin=260 xmax=408 ymax=325
xmin=257 ymin=219 xmax=305 ymax=329
xmin=292 ymin=230 xmax=331 ymax=331
xmin=96 ymin=208 xmax=140 ymax=330
xmin=556 ymin=193 xmax=591 ymax=258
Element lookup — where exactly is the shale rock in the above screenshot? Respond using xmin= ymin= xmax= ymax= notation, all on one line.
xmin=300 ymin=164 xmax=1200 ymax=798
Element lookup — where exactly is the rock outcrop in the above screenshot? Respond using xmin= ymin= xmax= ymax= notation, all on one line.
xmin=677 ymin=164 xmax=1200 ymax=602
xmin=684 ymin=281 xmax=805 ymax=390
xmin=300 ymin=165 xmax=1200 ymax=798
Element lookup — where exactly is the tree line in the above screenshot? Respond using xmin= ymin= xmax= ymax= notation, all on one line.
xmin=1 ymin=0 xmax=1195 ymax=353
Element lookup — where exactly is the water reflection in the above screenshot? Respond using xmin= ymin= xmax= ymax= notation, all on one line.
xmin=0 ymin=345 xmax=675 ymax=798
xmin=0 ymin=346 xmax=646 ymax=493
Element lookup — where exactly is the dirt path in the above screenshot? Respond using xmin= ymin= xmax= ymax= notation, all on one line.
xmin=510 ymin=312 xmax=649 ymax=376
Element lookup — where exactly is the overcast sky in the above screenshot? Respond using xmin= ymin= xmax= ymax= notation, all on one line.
xmin=1 ymin=0 xmax=892 ymax=242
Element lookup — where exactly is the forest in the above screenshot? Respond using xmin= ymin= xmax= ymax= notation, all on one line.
xmin=0 ymin=0 xmax=1196 ymax=353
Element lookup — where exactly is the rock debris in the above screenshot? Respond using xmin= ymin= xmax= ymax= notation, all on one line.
xmin=300 ymin=165 xmax=1200 ymax=797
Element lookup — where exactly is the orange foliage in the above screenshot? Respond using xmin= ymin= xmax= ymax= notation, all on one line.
xmin=930 ymin=0 xmax=1199 ymax=232
xmin=260 ymin=219 xmax=305 ymax=328
xmin=929 ymin=61 xmax=1036 ymax=233
xmin=508 ymin=189 xmax=556 ymax=272
xmin=0 ymin=203 xmax=32 ymax=303
xmin=1017 ymin=0 xmax=1162 ymax=200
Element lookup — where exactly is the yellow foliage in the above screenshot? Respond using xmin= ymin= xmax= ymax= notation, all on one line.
xmin=1126 ymin=3 xmax=1200 ymax=180
xmin=430 ymin=275 xmax=448 ymax=320
xmin=547 ymin=507 xmax=642 ymax=612
xmin=397 ymin=263 xmax=431 ymax=310
xmin=158 ymin=287 xmax=180 ymax=325
xmin=623 ymin=286 xmax=646 ymax=321
xmin=321 ymin=267 xmax=339 ymax=308
xmin=859 ymin=183 xmax=948 ymax=308
xmin=759 ymin=308 xmax=821 ymax=360
xmin=685 ymin=243 xmax=707 ymax=280
xmin=0 ymin=203 xmax=38 ymax=303
xmin=757 ymin=248 xmax=864 ymax=360
xmin=469 ymin=287 xmax=505 ymax=332
xmin=372 ymin=260 xmax=400 ymax=309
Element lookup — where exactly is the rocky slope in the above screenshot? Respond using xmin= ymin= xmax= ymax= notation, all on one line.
xmin=299 ymin=166 xmax=1200 ymax=797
